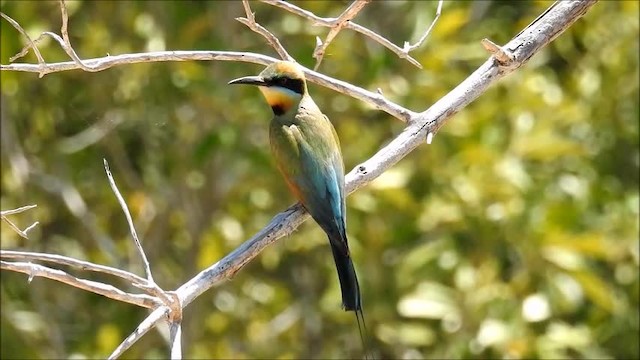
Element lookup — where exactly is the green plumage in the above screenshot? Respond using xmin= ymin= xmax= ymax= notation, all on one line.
xmin=229 ymin=62 xmax=367 ymax=354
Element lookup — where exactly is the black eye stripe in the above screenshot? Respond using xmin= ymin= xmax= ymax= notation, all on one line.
xmin=269 ymin=77 xmax=304 ymax=95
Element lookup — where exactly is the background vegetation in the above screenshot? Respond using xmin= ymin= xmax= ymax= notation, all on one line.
xmin=1 ymin=1 xmax=638 ymax=359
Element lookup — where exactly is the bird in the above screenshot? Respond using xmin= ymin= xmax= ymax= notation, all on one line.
xmin=229 ymin=61 xmax=368 ymax=351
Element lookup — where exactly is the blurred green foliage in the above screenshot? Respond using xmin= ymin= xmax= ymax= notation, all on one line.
xmin=1 ymin=1 xmax=638 ymax=359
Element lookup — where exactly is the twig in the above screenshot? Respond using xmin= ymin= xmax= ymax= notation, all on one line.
xmin=313 ymin=0 xmax=371 ymax=70
xmin=169 ymin=321 xmax=182 ymax=360
xmin=481 ymin=38 xmax=516 ymax=67
xmin=0 ymin=50 xmax=413 ymax=122
xmin=54 ymin=0 xmax=100 ymax=72
xmin=0 ymin=12 xmax=47 ymax=76
xmin=103 ymin=159 xmax=155 ymax=283
xmin=402 ymin=0 xmax=443 ymax=54
xmin=1 ymin=204 xmax=39 ymax=239
xmin=105 ymin=1 xmax=598 ymax=356
xmin=1 ymin=0 xmax=102 ymax=75
xmin=236 ymin=0 xmax=293 ymax=61
xmin=0 ymin=250 xmax=149 ymax=287
xmin=260 ymin=0 xmax=431 ymax=68
xmin=103 ymin=158 xmax=183 ymax=349
xmin=108 ymin=307 xmax=169 ymax=359
xmin=0 ymin=260 xmax=161 ymax=309
xmin=1 ymin=204 xmax=37 ymax=216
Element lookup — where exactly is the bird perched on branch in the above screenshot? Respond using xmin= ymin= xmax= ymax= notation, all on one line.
xmin=229 ymin=61 xmax=367 ymax=351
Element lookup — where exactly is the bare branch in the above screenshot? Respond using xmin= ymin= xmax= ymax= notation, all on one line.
xmin=260 ymin=0 xmax=425 ymax=68
xmin=313 ymin=0 xmax=371 ymax=70
xmin=169 ymin=321 xmax=182 ymax=360
xmin=1 ymin=204 xmax=37 ymax=216
xmin=0 ymin=50 xmax=272 ymax=75
xmin=0 ymin=51 xmax=413 ymax=122
xmin=236 ymin=0 xmax=293 ymax=61
xmin=103 ymin=159 xmax=155 ymax=283
xmin=53 ymin=0 xmax=101 ymax=72
xmin=1 ymin=204 xmax=39 ymax=239
xmin=0 ymin=260 xmax=161 ymax=309
xmin=0 ymin=250 xmax=148 ymax=287
xmin=103 ymin=159 xmax=183 ymax=343
xmin=108 ymin=307 xmax=168 ymax=359
xmin=0 ymin=12 xmax=46 ymax=75
xmin=402 ymin=0 xmax=443 ymax=53
xmin=107 ymin=1 xmax=598 ymax=355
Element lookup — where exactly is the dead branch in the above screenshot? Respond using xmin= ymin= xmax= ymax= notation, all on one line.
xmin=1 ymin=204 xmax=39 ymax=239
xmin=260 ymin=0 xmax=443 ymax=68
xmin=236 ymin=0 xmax=293 ymax=61
xmin=312 ymin=0 xmax=371 ymax=70
xmin=0 ymin=12 xmax=46 ymax=71
xmin=0 ymin=250 xmax=148 ymax=287
xmin=0 ymin=50 xmax=413 ymax=122
xmin=0 ymin=260 xmax=161 ymax=309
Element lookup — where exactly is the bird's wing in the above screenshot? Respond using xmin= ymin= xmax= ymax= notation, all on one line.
xmin=270 ymin=118 xmax=347 ymax=247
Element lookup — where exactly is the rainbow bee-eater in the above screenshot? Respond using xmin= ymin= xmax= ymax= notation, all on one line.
xmin=229 ymin=61 xmax=367 ymax=344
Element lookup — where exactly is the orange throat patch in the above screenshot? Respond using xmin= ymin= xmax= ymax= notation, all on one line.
xmin=259 ymin=86 xmax=299 ymax=114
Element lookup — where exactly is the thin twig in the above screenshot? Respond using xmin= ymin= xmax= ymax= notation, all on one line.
xmin=103 ymin=159 xmax=155 ymax=283
xmin=1 ymin=204 xmax=39 ymax=239
xmin=236 ymin=0 xmax=293 ymax=61
xmin=0 ymin=260 xmax=161 ymax=309
xmin=0 ymin=50 xmax=413 ymax=122
xmin=0 ymin=250 xmax=149 ymax=287
xmin=169 ymin=321 xmax=182 ymax=360
xmin=1 ymin=204 xmax=37 ymax=216
xmin=108 ymin=307 xmax=169 ymax=359
xmin=260 ymin=0 xmax=427 ymax=68
xmin=103 ymin=159 xmax=182 ymax=325
xmin=402 ymin=0 xmax=443 ymax=53
xmin=2 ymin=0 xmax=104 ymax=74
xmin=0 ymin=12 xmax=47 ymax=76
xmin=313 ymin=0 xmax=371 ymax=70
xmin=55 ymin=0 xmax=100 ymax=72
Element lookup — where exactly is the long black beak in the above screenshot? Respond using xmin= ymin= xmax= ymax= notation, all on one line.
xmin=228 ymin=75 xmax=266 ymax=86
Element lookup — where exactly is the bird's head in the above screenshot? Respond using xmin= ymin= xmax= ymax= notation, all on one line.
xmin=228 ymin=61 xmax=307 ymax=115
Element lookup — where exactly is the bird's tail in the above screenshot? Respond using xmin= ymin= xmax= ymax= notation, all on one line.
xmin=329 ymin=241 xmax=361 ymax=311
xmin=329 ymin=240 xmax=370 ymax=359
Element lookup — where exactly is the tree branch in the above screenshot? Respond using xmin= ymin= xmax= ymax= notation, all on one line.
xmin=1 ymin=204 xmax=39 ymax=239
xmin=0 ymin=260 xmax=161 ymax=309
xmin=260 ymin=0 xmax=444 ymax=68
xmin=402 ymin=0 xmax=443 ymax=54
xmin=0 ymin=250 xmax=148 ymax=287
xmin=235 ymin=0 xmax=293 ymax=61
xmin=312 ymin=0 xmax=371 ymax=70
xmin=0 ymin=12 xmax=46 ymax=73
xmin=0 ymin=50 xmax=414 ymax=122
xmin=103 ymin=159 xmax=155 ymax=283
